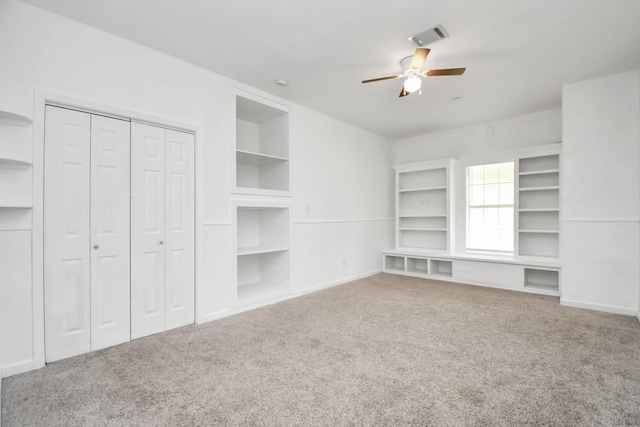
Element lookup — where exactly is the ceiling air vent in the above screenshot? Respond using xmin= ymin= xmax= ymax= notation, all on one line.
xmin=408 ymin=25 xmax=449 ymax=46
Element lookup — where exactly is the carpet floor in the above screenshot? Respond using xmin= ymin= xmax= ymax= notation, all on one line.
xmin=2 ymin=273 xmax=640 ymax=426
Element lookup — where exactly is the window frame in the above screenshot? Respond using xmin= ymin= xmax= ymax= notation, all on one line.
xmin=465 ymin=161 xmax=515 ymax=254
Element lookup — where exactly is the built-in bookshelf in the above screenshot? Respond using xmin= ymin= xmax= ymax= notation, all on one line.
xmin=235 ymin=203 xmax=291 ymax=304
xmin=0 ymin=110 xmax=33 ymax=229
xmin=394 ymin=159 xmax=454 ymax=253
xmin=516 ymin=145 xmax=561 ymax=261
xmin=233 ymin=91 xmax=290 ymax=196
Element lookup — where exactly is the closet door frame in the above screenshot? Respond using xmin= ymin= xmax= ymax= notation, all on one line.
xmin=32 ymin=91 xmax=203 ymax=372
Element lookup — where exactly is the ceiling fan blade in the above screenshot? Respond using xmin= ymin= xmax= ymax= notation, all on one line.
xmin=399 ymin=86 xmax=410 ymax=97
xmin=410 ymin=48 xmax=430 ymax=70
xmin=424 ymin=67 xmax=466 ymax=76
xmin=362 ymin=75 xmax=402 ymax=84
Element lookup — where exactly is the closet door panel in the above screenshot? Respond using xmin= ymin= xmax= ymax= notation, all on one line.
xmin=165 ymin=129 xmax=195 ymax=329
xmin=44 ymin=106 xmax=91 ymax=362
xmin=131 ymin=123 xmax=166 ymax=339
xmin=90 ymin=115 xmax=131 ymax=350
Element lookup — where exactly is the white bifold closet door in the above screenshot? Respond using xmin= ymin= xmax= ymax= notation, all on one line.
xmin=44 ymin=106 xmax=131 ymax=363
xmin=130 ymin=122 xmax=195 ymax=339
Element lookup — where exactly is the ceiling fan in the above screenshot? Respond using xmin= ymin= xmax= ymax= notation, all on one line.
xmin=362 ymin=48 xmax=466 ymax=97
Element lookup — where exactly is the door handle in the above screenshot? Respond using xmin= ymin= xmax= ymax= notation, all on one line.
xmin=159 ymin=241 xmax=164 ymax=245
xmin=93 ymin=244 xmax=99 ymax=250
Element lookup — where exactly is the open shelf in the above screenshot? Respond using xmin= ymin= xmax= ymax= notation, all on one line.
xmin=406 ymin=257 xmax=428 ymax=275
xmin=516 ymin=147 xmax=561 ymax=260
xmin=524 ymin=268 xmax=559 ymax=292
xmin=0 ymin=158 xmax=31 ymax=168
xmin=384 ymin=255 xmax=405 ymax=272
xmin=399 ymin=229 xmax=447 ymax=251
xmin=399 ymin=167 xmax=446 ymax=191
xmin=235 ymin=204 xmax=290 ymax=305
xmin=399 ymin=186 xmax=447 ymax=193
xmin=430 ymin=259 xmax=453 ymax=278
xmin=394 ymin=159 xmax=454 ymax=253
xmin=236 ymin=150 xmax=288 ymax=166
xmin=0 ymin=111 xmax=32 ymax=127
xmin=0 ymin=204 xmax=32 ymax=209
xmin=519 ymin=189 xmax=559 ymax=210
xmin=237 ymin=251 xmax=290 ymax=302
xmin=519 ymin=233 xmax=559 ymax=258
xmin=235 ymin=94 xmax=289 ymax=194
xmin=519 ymin=154 xmax=559 ymax=173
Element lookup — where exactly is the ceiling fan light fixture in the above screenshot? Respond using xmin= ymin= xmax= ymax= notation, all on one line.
xmin=404 ymin=76 xmax=421 ymax=93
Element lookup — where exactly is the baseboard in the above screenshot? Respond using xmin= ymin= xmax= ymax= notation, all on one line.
xmin=559 ymin=298 xmax=637 ymax=317
xmin=293 ymin=269 xmax=382 ymax=297
xmin=198 ymin=269 xmax=382 ymax=324
xmin=1 ymin=358 xmax=35 ymax=378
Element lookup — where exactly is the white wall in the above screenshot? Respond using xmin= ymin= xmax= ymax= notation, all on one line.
xmin=393 ymin=109 xmax=562 ymax=253
xmin=561 ymin=70 xmax=640 ymax=315
xmin=290 ymin=107 xmax=393 ymax=292
xmin=0 ymin=0 xmax=392 ymax=376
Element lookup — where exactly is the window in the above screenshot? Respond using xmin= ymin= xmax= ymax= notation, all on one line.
xmin=467 ymin=162 xmax=514 ymax=252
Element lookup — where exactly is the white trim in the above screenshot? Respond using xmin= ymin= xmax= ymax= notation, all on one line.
xmin=383 ymin=250 xmax=560 ymax=269
xmin=32 ymin=89 xmax=204 ymax=370
xmin=559 ymin=298 xmax=638 ymax=317
xmin=1 ymin=358 xmax=35 ymax=378
xmin=561 ymin=218 xmax=640 ymax=223
xmin=636 ymin=311 xmax=640 ymax=323
xmin=203 ymin=221 xmax=232 ymax=227
xmin=294 ymin=218 xmax=393 ymax=225
xmin=198 ymin=270 xmax=381 ymax=324
xmin=512 ymin=142 xmax=562 ymax=159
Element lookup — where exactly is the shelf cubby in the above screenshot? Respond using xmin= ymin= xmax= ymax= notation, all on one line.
xmin=237 ymin=251 xmax=290 ymax=301
xmin=399 ymin=215 xmax=447 ymax=229
xmin=518 ymin=154 xmax=559 ymax=173
xmin=518 ymin=188 xmax=559 ymax=210
xmin=518 ymin=171 xmax=559 ymax=189
xmin=399 ymin=168 xmax=446 ymax=191
xmin=518 ymin=233 xmax=559 ymax=258
xmin=234 ymin=93 xmax=289 ymax=194
xmin=518 ymin=210 xmax=559 ymax=231
xmin=430 ymin=259 xmax=453 ymax=278
xmin=384 ymin=255 xmax=406 ymax=272
xmin=406 ymin=257 xmax=429 ymax=275
xmin=524 ymin=268 xmax=559 ymax=292
xmin=399 ymin=229 xmax=447 ymax=251
xmin=235 ymin=204 xmax=290 ymax=304
xmin=398 ymin=189 xmax=447 ymax=217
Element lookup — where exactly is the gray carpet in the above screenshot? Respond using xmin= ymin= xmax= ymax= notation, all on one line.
xmin=3 ymin=273 xmax=640 ymax=426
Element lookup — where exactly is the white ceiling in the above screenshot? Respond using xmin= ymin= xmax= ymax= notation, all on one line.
xmin=18 ymin=0 xmax=640 ymax=139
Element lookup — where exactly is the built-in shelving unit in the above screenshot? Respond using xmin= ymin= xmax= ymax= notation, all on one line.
xmin=524 ymin=268 xmax=559 ymax=292
xmin=394 ymin=159 xmax=454 ymax=252
xmin=0 ymin=111 xmax=33 ymax=227
xmin=233 ymin=91 xmax=290 ymax=196
xmin=516 ymin=145 xmax=560 ymax=259
xmin=235 ymin=203 xmax=291 ymax=304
